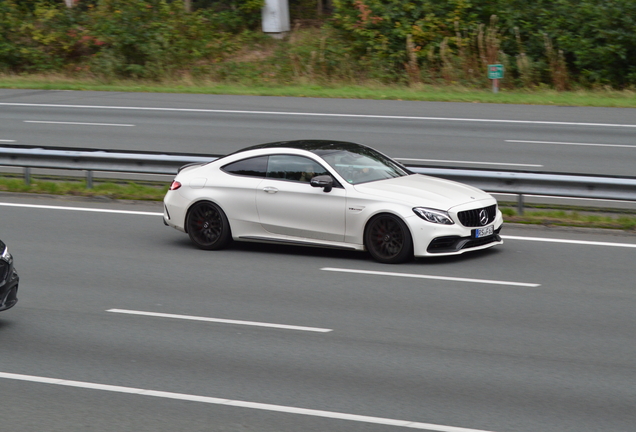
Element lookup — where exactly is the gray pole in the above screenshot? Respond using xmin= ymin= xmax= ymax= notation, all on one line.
xmin=262 ymin=0 xmax=290 ymax=38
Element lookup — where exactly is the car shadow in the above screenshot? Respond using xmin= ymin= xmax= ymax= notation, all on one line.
xmin=165 ymin=236 xmax=502 ymax=264
xmin=231 ymin=241 xmax=366 ymax=262
xmin=412 ymin=247 xmax=503 ymax=266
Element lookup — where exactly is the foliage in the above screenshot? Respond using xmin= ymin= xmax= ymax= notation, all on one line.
xmin=0 ymin=1 xmax=92 ymax=72
xmin=330 ymin=0 xmax=636 ymax=88
xmin=86 ymin=0 xmax=239 ymax=79
xmin=539 ymin=0 xmax=636 ymax=87
xmin=2 ymin=0 xmax=636 ymax=88
xmin=196 ymin=0 xmax=264 ymax=33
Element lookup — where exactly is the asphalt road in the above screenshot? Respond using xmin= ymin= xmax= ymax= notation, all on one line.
xmin=1 ymin=193 xmax=635 ymax=432
xmin=1 ymin=89 xmax=636 ymax=176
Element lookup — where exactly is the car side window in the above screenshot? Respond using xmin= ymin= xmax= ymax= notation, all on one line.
xmin=222 ymin=156 xmax=268 ymax=178
xmin=266 ymin=155 xmax=330 ymax=183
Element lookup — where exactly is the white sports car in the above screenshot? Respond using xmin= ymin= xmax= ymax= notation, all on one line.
xmin=163 ymin=140 xmax=503 ymax=263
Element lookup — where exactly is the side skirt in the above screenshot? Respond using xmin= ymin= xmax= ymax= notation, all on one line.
xmin=237 ymin=236 xmax=363 ymax=251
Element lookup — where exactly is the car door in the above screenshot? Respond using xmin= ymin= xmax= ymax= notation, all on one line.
xmin=256 ymin=154 xmax=346 ymax=242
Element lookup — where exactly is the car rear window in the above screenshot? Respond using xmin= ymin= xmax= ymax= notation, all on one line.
xmin=222 ymin=156 xmax=268 ymax=178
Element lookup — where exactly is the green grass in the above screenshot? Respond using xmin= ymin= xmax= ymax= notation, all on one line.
xmin=2 ymin=74 xmax=636 ymax=107
xmin=0 ymin=176 xmax=168 ymax=201
xmin=501 ymin=208 xmax=636 ymax=231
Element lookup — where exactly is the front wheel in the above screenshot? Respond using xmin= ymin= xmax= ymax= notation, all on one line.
xmin=364 ymin=214 xmax=413 ymax=264
xmin=186 ymin=201 xmax=232 ymax=250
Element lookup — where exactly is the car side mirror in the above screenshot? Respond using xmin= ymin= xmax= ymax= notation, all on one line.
xmin=310 ymin=175 xmax=333 ymax=192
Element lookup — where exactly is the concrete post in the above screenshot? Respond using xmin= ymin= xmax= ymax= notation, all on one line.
xmin=262 ymin=0 xmax=290 ymax=38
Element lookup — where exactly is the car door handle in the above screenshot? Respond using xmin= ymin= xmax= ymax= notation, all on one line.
xmin=263 ymin=186 xmax=278 ymax=194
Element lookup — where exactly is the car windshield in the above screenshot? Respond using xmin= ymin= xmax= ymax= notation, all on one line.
xmin=314 ymin=147 xmax=410 ymax=185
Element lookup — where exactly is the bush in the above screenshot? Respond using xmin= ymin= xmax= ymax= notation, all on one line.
xmin=87 ymin=0 xmax=239 ymax=79
xmin=2 ymin=0 xmax=635 ymax=88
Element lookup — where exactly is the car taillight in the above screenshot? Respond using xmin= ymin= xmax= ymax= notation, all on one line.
xmin=169 ymin=181 xmax=182 ymax=190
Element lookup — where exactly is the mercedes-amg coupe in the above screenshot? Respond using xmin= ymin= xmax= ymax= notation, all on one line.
xmin=163 ymin=140 xmax=503 ymax=263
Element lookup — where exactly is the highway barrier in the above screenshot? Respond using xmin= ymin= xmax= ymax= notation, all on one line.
xmin=2 ymin=145 xmax=636 ymax=214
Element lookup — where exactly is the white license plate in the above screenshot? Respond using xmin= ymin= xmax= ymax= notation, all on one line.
xmin=475 ymin=225 xmax=494 ymax=238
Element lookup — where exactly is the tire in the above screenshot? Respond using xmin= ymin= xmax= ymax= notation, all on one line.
xmin=186 ymin=201 xmax=232 ymax=250
xmin=364 ymin=214 xmax=413 ymax=264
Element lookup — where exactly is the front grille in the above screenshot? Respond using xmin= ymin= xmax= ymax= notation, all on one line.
xmin=457 ymin=204 xmax=497 ymax=227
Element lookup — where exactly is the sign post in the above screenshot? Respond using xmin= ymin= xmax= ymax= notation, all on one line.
xmin=487 ymin=64 xmax=504 ymax=93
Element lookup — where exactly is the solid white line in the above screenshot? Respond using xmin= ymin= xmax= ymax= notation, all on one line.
xmin=0 ymin=139 xmax=16 ymax=142
xmin=0 ymin=372 xmax=495 ymax=432
xmin=24 ymin=120 xmax=134 ymax=127
xmin=0 ymin=202 xmax=161 ymax=216
xmin=321 ymin=268 xmax=540 ymax=287
xmin=107 ymin=309 xmax=332 ymax=333
xmin=3 ymin=202 xmax=634 ymax=249
xmin=1 ymin=102 xmax=635 ymax=128
xmin=506 ymin=139 xmax=636 ymax=149
xmin=501 ymin=235 xmax=636 ymax=248
xmin=395 ymin=158 xmax=543 ymax=168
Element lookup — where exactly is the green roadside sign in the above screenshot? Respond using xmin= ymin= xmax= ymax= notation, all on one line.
xmin=488 ymin=64 xmax=504 ymax=80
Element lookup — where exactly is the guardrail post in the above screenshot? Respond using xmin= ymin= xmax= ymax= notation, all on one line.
xmin=86 ymin=170 xmax=93 ymax=189
xmin=517 ymin=194 xmax=524 ymax=215
xmin=24 ymin=167 xmax=31 ymax=185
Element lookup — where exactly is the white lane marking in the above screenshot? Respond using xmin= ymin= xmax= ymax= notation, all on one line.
xmin=502 ymin=235 xmax=636 ymax=248
xmin=1 ymin=102 xmax=635 ymax=128
xmin=395 ymin=158 xmax=543 ymax=168
xmin=321 ymin=268 xmax=540 ymax=288
xmin=0 ymin=202 xmax=161 ymax=216
xmin=0 ymin=372 xmax=495 ymax=432
xmin=107 ymin=309 xmax=332 ymax=333
xmin=3 ymin=202 xmax=634 ymax=249
xmin=24 ymin=120 xmax=134 ymax=127
xmin=506 ymin=139 xmax=636 ymax=149
xmin=0 ymin=139 xmax=16 ymax=142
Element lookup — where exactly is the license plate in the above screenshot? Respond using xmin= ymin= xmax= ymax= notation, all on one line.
xmin=474 ymin=225 xmax=494 ymax=238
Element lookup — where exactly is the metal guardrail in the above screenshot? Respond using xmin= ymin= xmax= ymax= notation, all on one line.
xmin=407 ymin=166 xmax=636 ymax=213
xmin=0 ymin=145 xmax=218 ymax=188
xmin=1 ymin=145 xmax=636 ymax=214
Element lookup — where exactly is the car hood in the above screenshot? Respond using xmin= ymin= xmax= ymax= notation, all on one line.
xmin=352 ymin=174 xmax=493 ymax=210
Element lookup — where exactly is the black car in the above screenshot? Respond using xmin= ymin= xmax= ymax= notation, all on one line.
xmin=0 ymin=239 xmax=18 ymax=311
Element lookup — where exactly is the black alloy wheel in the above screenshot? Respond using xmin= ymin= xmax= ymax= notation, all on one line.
xmin=186 ymin=201 xmax=232 ymax=250
xmin=364 ymin=214 xmax=413 ymax=263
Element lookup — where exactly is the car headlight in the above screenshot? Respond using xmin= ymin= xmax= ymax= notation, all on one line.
xmin=413 ymin=207 xmax=455 ymax=225
xmin=1 ymin=247 xmax=11 ymax=262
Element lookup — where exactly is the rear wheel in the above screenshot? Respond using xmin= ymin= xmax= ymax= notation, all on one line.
xmin=186 ymin=201 xmax=232 ymax=250
xmin=364 ymin=214 xmax=413 ymax=263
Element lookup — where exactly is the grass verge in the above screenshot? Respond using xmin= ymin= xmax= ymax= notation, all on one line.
xmin=2 ymin=74 xmax=636 ymax=107
xmin=0 ymin=176 xmax=168 ymax=201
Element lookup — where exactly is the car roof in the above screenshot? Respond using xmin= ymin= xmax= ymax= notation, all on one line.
xmin=231 ymin=140 xmax=370 ymax=155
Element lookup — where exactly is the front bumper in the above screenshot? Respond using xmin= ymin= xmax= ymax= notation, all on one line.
xmin=410 ymin=204 xmax=505 ymax=257
xmin=426 ymin=226 xmax=503 ymax=254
